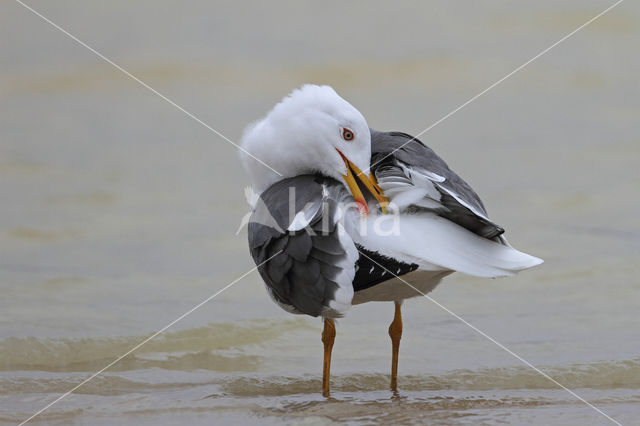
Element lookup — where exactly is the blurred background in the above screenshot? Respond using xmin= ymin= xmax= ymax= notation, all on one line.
xmin=1 ymin=1 xmax=638 ymax=424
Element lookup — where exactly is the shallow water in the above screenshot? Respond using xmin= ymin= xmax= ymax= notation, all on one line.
xmin=1 ymin=1 xmax=639 ymax=424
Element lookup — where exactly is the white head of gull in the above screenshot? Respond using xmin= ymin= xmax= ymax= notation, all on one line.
xmin=240 ymin=85 xmax=385 ymax=214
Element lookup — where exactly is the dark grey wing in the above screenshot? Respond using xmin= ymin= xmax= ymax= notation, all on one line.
xmin=370 ymin=129 xmax=505 ymax=239
xmin=248 ymin=174 xmax=358 ymax=318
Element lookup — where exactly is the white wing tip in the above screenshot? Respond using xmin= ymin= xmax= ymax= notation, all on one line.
xmin=488 ymin=251 xmax=543 ymax=278
xmin=514 ymin=253 xmax=544 ymax=270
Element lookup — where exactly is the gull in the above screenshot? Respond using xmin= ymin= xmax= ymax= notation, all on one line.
xmin=239 ymin=84 xmax=542 ymax=395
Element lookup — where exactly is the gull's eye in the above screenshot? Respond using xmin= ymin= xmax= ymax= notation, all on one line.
xmin=342 ymin=128 xmax=354 ymax=141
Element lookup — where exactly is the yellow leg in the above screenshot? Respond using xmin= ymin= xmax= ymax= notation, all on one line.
xmin=389 ymin=301 xmax=402 ymax=391
xmin=321 ymin=318 xmax=336 ymax=397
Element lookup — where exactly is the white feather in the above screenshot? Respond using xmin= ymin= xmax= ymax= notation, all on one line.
xmin=359 ymin=212 xmax=543 ymax=278
xmin=322 ymin=223 xmax=357 ymax=317
xmin=377 ymin=164 xmax=445 ymax=211
xmin=287 ymin=202 xmax=321 ymax=231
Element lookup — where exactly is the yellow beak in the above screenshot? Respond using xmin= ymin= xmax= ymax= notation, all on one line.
xmin=337 ymin=150 xmax=389 ymax=216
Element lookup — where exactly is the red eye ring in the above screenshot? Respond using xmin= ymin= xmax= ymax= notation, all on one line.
xmin=342 ymin=128 xmax=354 ymax=141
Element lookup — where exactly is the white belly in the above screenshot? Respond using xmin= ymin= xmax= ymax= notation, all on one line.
xmin=351 ymin=270 xmax=453 ymax=305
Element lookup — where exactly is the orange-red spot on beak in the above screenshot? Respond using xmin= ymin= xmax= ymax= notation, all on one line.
xmin=337 ymin=149 xmax=388 ymax=216
xmin=355 ymin=199 xmax=368 ymax=216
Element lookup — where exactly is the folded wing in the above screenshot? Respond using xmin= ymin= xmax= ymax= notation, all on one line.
xmin=248 ymin=175 xmax=358 ymax=318
xmin=371 ymin=130 xmax=505 ymax=240
xmin=367 ymin=129 xmax=542 ymax=276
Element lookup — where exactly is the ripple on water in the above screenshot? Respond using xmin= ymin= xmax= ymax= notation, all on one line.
xmin=0 ymin=318 xmax=313 ymax=373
